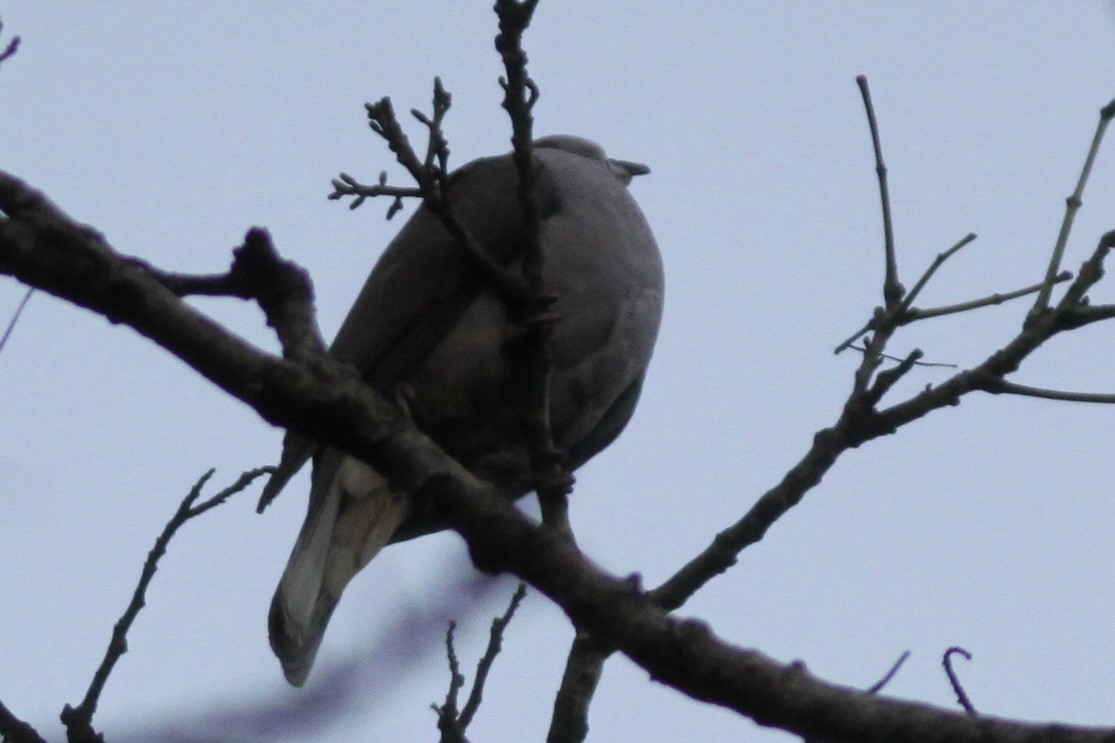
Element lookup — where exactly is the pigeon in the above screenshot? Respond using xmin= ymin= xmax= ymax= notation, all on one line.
xmin=263 ymin=135 xmax=664 ymax=686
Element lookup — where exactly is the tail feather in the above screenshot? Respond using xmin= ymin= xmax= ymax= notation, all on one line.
xmin=269 ymin=456 xmax=411 ymax=686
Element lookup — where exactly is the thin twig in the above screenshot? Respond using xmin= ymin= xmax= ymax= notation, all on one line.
xmin=0 ymin=17 xmax=20 ymax=66
xmin=0 ymin=285 xmax=32 ymax=355
xmin=893 ymin=233 xmax=978 ymax=317
xmin=353 ymin=92 xmax=534 ymax=305
xmin=803 ymin=650 xmax=913 ymax=743
xmin=328 ymin=173 xmax=422 ymax=214
xmin=904 ymin=272 xmax=1072 ymax=323
xmin=857 ymin=75 xmax=903 ymax=308
xmin=1030 ymin=99 xmax=1115 ymax=317
xmin=494 ymin=0 xmax=573 ymax=537
xmin=460 ymin=583 xmax=527 ymax=727
xmin=433 ymin=621 xmax=468 ymax=743
xmin=834 ymin=234 xmax=976 ymax=355
xmin=834 ymin=266 xmax=1072 ymax=356
xmin=60 ymin=468 xmax=270 ymax=743
xmin=867 ymin=650 xmax=911 ymax=694
xmin=433 ymin=584 xmax=527 ymax=742
xmin=942 ymin=647 xmax=977 ymax=716
xmin=849 ymin=345 xmax=957 ymax=369
xmin=864 ymin=349 xmax=924 ymax=406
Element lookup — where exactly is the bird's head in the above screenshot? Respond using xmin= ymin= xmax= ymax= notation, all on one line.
xmin=533 ymin=134 xmax=650 ymax=185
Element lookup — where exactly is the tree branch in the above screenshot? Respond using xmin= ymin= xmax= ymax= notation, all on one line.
xmin=8 ymin=169 xmax=1115 ymax=743
xmin=58 ymin=468 xmax=268 ymax=743
xmin=1029 ymin=98 xmax=1115 ymax=317
xmin=857 ymin=75 xmax=903 ymax=308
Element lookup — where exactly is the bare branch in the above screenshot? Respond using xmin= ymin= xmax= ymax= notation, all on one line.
xmin=60 ymin=468 xmax=269 ymax=743
xmin=834 ymin=269 xmax=1072 ymax=355
xmin=834 ymin=233 xmax=976 ymax=355
xmin=460 ymin=583 xmax=527 ymax=728
xmin=904 ymin=272 xmax=1072 ymax=323
xmin=867 ymin=651 xmax=912 ymax=694
xmin=848 ymin=345 xmax=957 ymax=369
xmin=0 ymin=17 xmax=20 ymax=66
xmin=942 ymin=647 xmax=977 ymax=716
xmin=894 ymin=233 xmax=977 ymax=316
xmin=493 ymin=0 xmax=573 ymax=535
xmin=354 ymin=91 xmax=534 ymax=305
xmin=804 ymin=650 xmax=913 ymax=743
xmin=857 ymin=75 xmax=903 ymax=308
xmin=1029 ymin=99 xmax=1115 ymax=317
xmin=654 ymin=209 xmax=1115 ymax=619
xmin=980 ymin=378 xmax=1115 ymax=404
xmin=433 ymin=621 xmax=469 ymax=743
xmin=328 ymin=172 xmax=422 ymax=214
xmin=433 ymin=584 xmax=527 ymax=742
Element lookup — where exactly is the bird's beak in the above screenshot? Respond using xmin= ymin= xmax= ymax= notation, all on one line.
xmin=607 ymin=158 xmax=651 ymax=185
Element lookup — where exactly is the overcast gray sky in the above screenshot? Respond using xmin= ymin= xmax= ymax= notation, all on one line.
xmin=3 ymin=3 xmax=1115 ymax=742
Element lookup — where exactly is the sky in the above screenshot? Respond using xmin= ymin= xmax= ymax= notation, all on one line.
xmin=2 ymin=2 xmax=1115 ymax=742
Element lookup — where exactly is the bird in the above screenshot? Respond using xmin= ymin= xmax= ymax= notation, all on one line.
xmin=261 ymin=134 xmax=664 ymax=687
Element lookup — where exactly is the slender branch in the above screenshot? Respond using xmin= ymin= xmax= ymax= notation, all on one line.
xmin=893 ymin=233 xmax=977 ymax=317
xmin=460 ymin=583 xmax=528 ymax=727
xmin=857 ymin=75 xmax=903 ymax=308
xmin=653 ymin=228 xmax=1115 ymax=616
xmin=433 ymin=584 xmax=527 ymax=741
xmin=0 ymin=285 xmax=32 ymax=354
xmin=495 ymin=0 xmax=542 ymax=283
xmin=943 ymin=647 xmax=977 ymax=716
xmin=980 ymin=378 xmax=1115 ymax=404
xmin=804 ymin=650 xmax=912 ymax=743
xmin=433 ymin=621 xmax=469 ymax=743
xmin=60 ymin=468 xmax=269 ymax=743
xmin=0 ymin=17 xmax=20 ymax=66
xmin=904 ymin=272 xmax=1072 ymax=323
xmin=834 ymin=270 xmax=1072 ymax=355
xmin=352 ymin=91 xmax=534 ymax=305
xmin=328 ymin=172 xmax=422 ymax=215
xmin=848 ymin=346 xmax=957 ymax=369
xmin=834 ymin=233 xmax=976 ymax=355
xmin=493 ymin=0 xmax=571 ymax=535
xmin=1029 ymin=99 xmax=1115 ymax=316
xmin=868 ymin=651 xmax=912 ymax=694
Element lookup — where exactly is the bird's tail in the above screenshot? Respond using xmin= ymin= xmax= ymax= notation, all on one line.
xmin=269 ymin=457 xmax=411 ymax=686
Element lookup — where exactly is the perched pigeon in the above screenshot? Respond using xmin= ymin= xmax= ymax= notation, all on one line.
xmin=263 ymin=135 xmax=664 ymax=686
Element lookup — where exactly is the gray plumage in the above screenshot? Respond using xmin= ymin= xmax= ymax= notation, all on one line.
xmin=263 ymin=135 xmax=664 ymax=686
